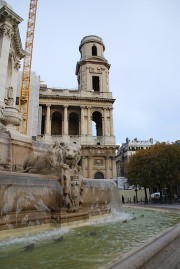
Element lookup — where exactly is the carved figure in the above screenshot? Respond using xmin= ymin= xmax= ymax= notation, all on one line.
xmin=23 ymin=140 xmax=83 ymax=212
xmin=63 ymin=179 xmax=83 ymax=212
xmin=23 ymin=141 xmax=81 ymax=174
xmin=5 ymin=86 xmax=14 ymax=106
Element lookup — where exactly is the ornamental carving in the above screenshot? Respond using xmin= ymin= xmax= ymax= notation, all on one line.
xmin=94 ymin=159 xmax=104 ymax=166
xmin=89 ymin=67 xmax=102 ymax=74
xmin=0 ymin=24 xmax=13 ymax=39
xmin=14 ymin=59 xmax=21 ymax=70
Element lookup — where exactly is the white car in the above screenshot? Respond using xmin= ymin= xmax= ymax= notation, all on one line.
xmin=150 ymin=192 xmax=160 ymax=200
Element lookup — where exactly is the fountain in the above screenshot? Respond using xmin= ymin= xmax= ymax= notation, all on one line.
xmin=0 ymin=140 xmax=180 ymax=269
xmin=0 ymin=140 xmax=120 ymax=236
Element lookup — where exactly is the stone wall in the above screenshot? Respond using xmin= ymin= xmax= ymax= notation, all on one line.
xmin=0 ymin=132 xmax=32 ymax=171
xmin=108 ymin=224 xmax=180 ymax=269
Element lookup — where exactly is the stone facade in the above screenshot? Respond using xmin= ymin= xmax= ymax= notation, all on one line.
xmin=37 ymin=35 xmax=117 ymax=179
xmin=17 ymin=71 xmax=40 ymax=137
xmin=116 ymin=137 xmax=154 ymax=177
xmin=0 ymin=1 xmax=25 ymax=132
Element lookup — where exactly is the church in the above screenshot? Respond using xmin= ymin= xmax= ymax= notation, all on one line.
xmin=0 ymin=1 xmax=118 ymax=179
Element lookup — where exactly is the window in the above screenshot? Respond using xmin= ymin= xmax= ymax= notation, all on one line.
xmin=92 ymin=76 xmax=100 ymax=92
xmin=16 ymin=97 xmax=19 ymax=105
xmin=92 ymin=45 xmax=97 ymax=56
xmin=94 ymin=172 xmax=104 ymax=179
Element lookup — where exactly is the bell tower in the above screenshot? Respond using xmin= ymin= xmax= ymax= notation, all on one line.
xmin=76 ymin=35 xmax=111 ymax=96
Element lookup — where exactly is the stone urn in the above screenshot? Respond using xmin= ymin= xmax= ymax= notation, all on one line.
xmin=2 ymin=106 xmax=22 ymax=130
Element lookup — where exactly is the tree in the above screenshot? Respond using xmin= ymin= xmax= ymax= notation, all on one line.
xmin=125 ymin=143 xmax=180 ymax=203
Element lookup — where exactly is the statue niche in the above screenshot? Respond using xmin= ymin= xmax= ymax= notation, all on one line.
xmin=23 ymin=140 xmax=83 ymax=212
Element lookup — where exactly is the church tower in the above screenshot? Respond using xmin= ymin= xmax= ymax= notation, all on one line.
xmin=76 ymin=35 xmax=110 ymax=96
xmin=38 ymin=35 xmax=117 ymax=179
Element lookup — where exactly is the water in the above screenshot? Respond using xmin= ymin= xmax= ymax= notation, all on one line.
xmin=0 ymin=208 xmax=180 ymax=269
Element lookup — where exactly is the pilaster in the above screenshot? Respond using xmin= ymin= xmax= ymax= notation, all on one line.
xmin=63 ymin=106 xmax=68 ymax=135
xmin=87 ymin=107 xmax=92 ymax=136
xmin=45 ymin=105 xmax=51 ymax=135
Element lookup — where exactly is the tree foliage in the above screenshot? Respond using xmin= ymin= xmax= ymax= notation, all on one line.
xmin=125 ymin=143 xmax=180 ymax=201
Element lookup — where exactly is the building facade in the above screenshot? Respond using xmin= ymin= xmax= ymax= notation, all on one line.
xmin=37 ymin=36 xmax=117 ymax=179
xmin=0 ymin=1 xmax=25 ymax=132
xmin=116 ymin=137 xmax=154 ymax=177
xmin=17 ymin=71 xmax=40 ymax=137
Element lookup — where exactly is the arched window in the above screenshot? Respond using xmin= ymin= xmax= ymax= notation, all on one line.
xmin=51 ymin=111 xmax=62 ymax=135
xmin=94 ymin=172 xmax=104 ymax=179
xmin=92 ymin=111 xmax=103 ymax=136
xmin=69 ymin=112 xmax=79 ymax=135
xmin=92 ymin=45 xmax=97 ymax=56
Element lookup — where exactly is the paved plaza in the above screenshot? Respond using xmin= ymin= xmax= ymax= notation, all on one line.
xmin=123 ymin=203 xmax=180 ymax=214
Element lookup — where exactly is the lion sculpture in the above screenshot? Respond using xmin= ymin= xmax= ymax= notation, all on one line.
xmin=23 ymin=140 xmax=83 ymax=212
xmin=23 ymin=141 xmax=81 ymax=174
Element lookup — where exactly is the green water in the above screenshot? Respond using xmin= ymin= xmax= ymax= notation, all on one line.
xmin=0 ymin=208 xmax=180 ymax=269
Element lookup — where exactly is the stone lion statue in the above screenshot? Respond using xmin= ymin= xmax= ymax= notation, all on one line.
xmin=23 ymin=140 xmax=81 ymax=174
xmin=23 ymin=140 xmax=83 ymax=213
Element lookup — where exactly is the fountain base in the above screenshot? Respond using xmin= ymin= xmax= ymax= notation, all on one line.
xmin=0 ymin=171 xmax=115 ymax=239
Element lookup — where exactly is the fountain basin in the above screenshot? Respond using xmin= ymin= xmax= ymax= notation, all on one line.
xmin=0 ymin=207 xmax=179 ymax=269
xmin=0 ymin=171 xmax=118 ymax=235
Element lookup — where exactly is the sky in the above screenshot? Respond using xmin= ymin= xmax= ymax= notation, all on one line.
xmin=7 ymin=0 xmax=180 ymax=145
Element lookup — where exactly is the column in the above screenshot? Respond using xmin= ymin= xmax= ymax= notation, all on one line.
xmin=88 ymin=156 xmax=93 ymax=178
xmin=63 ymin=106 xmax=68 ymax=135
xmin=81 ymin=107 xmax=85 ymax=135
xmin=87 ymin=107 xmax=92 ymax=135
xmin=0 ymin=23 xmax=13 ymax=122
xmin=112 ymin=157 xmax=117 ymax=178
xmin=103 ymin=108 xmax=107 ymax=136
xmin=45 ymin=105 xmax=51 ymax=135
xmin=105 ymin=156 xmax=109 ymax=179
xmin=110 ymin=108 xmax=114 ymax=136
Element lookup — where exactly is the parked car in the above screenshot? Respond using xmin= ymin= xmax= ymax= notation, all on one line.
xmin=150 ymin=192 xmax=160 ymax=202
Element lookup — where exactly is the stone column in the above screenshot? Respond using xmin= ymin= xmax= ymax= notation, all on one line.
xmin=103 ymin=108 xmax=107 ymax=136
xmin=105 ymin=156 xmax=109 ymax=179
xmin=88 ymin=156 xmax=93 ymax=178
xmin=81 ymin=107 xmax=84 ymax=135
xmin=87 ymin=107 xmax=92 ymax=136
xmin=45 ymin=105 xmax=51 ymax=135
xmin=63 ymin=106 xmax=68 ymax=135
xmin=112 ymin=157 xmax=116 ymax=178
xmin=110 ymin=108 xmax=114 ymax=136
xmin=12 ymin=58 xmax=21 ymax=103
xmin=0 ymin=22 xmax=13 ymax=122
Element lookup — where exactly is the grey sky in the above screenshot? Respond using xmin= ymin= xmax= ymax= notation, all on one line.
xmin=8 ymin=0 xmax=180 ymax=144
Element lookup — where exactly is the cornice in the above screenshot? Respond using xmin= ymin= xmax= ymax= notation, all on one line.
xmin=39 ymin=94 xmax=115 ymax=104
xmin=76 ymin=56 xmax=110 ymax=75
xmin=81 ymin=145 xmax=119 ymax=150
xmin=0 ymin=6 xmax=23 ymax=25
xmin=0 ymin=6 xmax=25 ymax=59
xmin=13 ymin=25 xmax=26 ymax=59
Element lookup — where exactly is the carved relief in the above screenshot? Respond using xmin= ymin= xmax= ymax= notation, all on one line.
xmin=14 ymin=59 xmax=21 ymax=70
xmin=0 ymin=107 xmax=4 ymax=121
xmin=94 ymin=159 xmax=104 ymax=166
xmin=0 ymin=24 xmax=13 ymax=39
xmin=89 ymin=67 xmax=103 ymax=74
xmin=4 ymin=87 xmax=14 ymax=106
